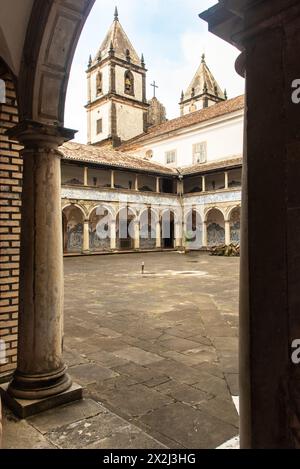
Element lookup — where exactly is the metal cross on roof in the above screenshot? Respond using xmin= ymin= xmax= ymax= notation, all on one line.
xmin=150 ymin=80 xmax=159 ymax=98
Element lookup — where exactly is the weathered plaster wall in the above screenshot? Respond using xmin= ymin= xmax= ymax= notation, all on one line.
xmin=116 ymin=103 xmax=144 ymax=142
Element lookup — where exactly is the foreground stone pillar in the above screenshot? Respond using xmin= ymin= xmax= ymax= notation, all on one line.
xmin=201 ymin=1 xmax=300 ymax=446
xmin=0 ymin=121 xmax=82 ymax=418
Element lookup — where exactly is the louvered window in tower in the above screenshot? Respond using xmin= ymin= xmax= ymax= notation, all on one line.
xmin=96 ymin=72 xmax=103 ymax=96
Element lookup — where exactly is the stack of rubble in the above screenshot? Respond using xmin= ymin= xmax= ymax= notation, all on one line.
xmin=210 ymin=243 xmax=240 ymax=257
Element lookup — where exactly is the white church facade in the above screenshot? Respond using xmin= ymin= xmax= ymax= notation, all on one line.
xmin=61 ymin=8 xmax=244 ymax=255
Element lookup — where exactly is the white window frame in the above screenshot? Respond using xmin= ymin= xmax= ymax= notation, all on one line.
xmin=165 ymin=150 xmax=177 ymax=166
xmin=193 ymin=142 xmax=207 ymax=164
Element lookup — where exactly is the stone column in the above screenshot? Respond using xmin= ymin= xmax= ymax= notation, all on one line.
xmin=175 ymin=223 xmax=182 ymax=248
xmin=234 ymin=3 xmax=300 ymax=449
xmin=224 ymin=171 xmax=229 ymax=190
xmin=135 ymin=174 xmax=139 ymax=191
xmin=134 ymin=221 xmax=140 ymax=250
xmin=202 ymin=221 xmax=208 ymax=248
xmin=202 ymin=175 xmax=206 ymax=192
xmin=1 ymin=121 xmax=82 ymax=415
xmin=83 ymin=220 xmax=90 ymax=253
xmin=111 ymin=170 xmax=115 ymax=189
xmin=225 ymin=220 xmax=231 ymax=245
xmin=110 ymin=220 xmax=117 ymax=250
xmin=156 ymin=177 xmax=160 ymax=193
xmin=156 ymin=221 xmax=161 ymax=248
xmin=84 ymin=167 xmax=88 ymax=186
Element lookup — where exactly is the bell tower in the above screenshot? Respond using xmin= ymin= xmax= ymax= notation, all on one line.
xmin=86 ymin=7 xmax=148 ymax=147
xmin=180 ymin=54 xmax=226 ymax=116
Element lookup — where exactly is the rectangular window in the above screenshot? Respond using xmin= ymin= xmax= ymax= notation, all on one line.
xmin=193 ymin=142 xmax=207 ymax=164
xmin=96 ymin=118 xmax=103 ymax=135
xmin=165 ymin=150 xmax=177 ymax=165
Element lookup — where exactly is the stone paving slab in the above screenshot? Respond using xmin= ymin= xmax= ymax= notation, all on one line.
xmin=4 ymin=252 xmax=240 ymax=449
xmin=27 ymin=399 xmax=103 ymax=434
xmin=140 ymin=402 xmax=238 ymax=449
xmin=68 ymin=363 xmax=119 ymax=386
xmin=112 ymin=346 xmax=164 ymax=366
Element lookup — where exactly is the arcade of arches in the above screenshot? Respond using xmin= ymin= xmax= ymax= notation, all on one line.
xmin=62 ymin=203 xmax=241 ymax=254
xmin=1 ymin=0 xmax=300 ymax=450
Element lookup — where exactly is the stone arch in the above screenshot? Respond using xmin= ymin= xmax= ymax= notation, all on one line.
xmin=88 ymin=204 xmax=116 ymax=220
xmin=139 ymin=208 xmax=158 ymax=250
xmin=17 ymin=0 xmax=96 ymax=125
xmin=89 ymin=205 xmax=114 ymax=252
xmin=160 ymin=208 xmax=178 ymax=249
xmin=184 ymin=208 xmax=203 ymax=250
xmin=229 ymin=206 xmax=241 ymax=244
xmin=62 ymin=204 xmax=85 ymax=253
xmin=116 ymin=206 xmax=137 ymax=250
xmin=206 ymin=208 xmax=225 ymax=246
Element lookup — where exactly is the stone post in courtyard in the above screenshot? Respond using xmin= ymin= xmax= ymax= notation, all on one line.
xmin=83 ymin=219 xmax=90 ymax=253
xmin=0 ymin=121 xmax=82 ymax=417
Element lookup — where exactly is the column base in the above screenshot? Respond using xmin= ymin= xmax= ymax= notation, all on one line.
xmin=0 ymin=382 xmax=83 ymax=419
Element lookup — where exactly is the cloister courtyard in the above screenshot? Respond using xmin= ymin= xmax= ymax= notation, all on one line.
xmin=2 ymin=252 xmax=239 ymax=449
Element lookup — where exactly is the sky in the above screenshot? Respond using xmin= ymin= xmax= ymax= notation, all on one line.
xmin=65 ymin=0 xmax=245 ymax=143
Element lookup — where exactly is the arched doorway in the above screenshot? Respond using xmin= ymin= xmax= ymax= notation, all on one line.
xmin=161 ymin=209 xmax=175 ymax=249
xmin=229 ymin=207 xmax=241 ymax=244
xmin=140 ymin=208 xmax=157 ymax=250
xmin=206 ymin=208 xmax=225 ymax=246
xmin=62 ymin=205 xmax=84 ymax=254
xmin=116 ymin=207 xmax=136 ymax=250
xmin=89 ymin=206 xmax=113 ymax=252
xmin=185 ymin=209 xmax=203 ymax=250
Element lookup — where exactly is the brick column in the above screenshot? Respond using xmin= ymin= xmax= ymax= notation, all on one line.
xmin=0 ymin=71 xmax=22 ymax=381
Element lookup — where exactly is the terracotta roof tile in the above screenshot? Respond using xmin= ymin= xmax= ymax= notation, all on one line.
xmin=181 ymin=156 xmax=243 ymax=176
xmin=120 ymin=95 xmax=245 ymax=150
xmin=60 ymin=142 xmax=176 ymax=176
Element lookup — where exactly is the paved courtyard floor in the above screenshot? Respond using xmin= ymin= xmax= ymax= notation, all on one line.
xmin=3 ymin=252 xmax=240 ymax=449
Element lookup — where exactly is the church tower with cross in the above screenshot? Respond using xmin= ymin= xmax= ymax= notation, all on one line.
xmin=180 ymin=54 xmax=226 ymax=116
xmin=86 ymin=7 xmax=149 ymax=146
xmin=147 ymin=81 xmax=167 ymax=127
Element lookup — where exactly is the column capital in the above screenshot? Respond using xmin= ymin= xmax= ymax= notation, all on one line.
xmin=6 ymin=120 xmax=77 ymax=150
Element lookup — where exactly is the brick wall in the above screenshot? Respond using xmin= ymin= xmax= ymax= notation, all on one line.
xmin=0 ymin=70 xmax=22 ymax=382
